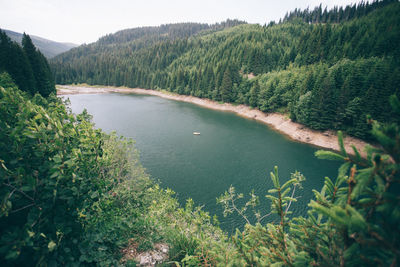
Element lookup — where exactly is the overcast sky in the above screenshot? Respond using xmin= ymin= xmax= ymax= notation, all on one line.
xmin=1 ymin=0 xmax=362 ymax=44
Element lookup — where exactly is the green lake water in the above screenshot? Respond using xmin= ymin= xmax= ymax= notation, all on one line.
xmin=66 ymin=93 xmax=340 ymax=231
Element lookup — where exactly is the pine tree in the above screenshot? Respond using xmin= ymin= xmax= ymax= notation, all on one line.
xmin=22 ymin=33 xmax=55 ymax=97
xmin=248 ymin=80 xmax=260 ymax=108
xmin=0 ymin=30 xmax=36 ymax=94
xmin=220 ymin=69 xmax=232 ymax=102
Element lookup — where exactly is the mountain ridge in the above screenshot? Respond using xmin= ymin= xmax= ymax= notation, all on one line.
xmin=2 ymin=28 xmax=78 ymax=58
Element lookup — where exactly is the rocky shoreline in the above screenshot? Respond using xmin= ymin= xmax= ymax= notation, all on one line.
xmin=57 ymin=85 xmax=372 ymax=157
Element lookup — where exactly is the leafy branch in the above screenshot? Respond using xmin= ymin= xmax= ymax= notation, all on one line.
xmin=217 ymin=167 xmax=305 ymax=226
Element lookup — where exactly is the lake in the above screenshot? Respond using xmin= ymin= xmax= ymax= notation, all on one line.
xmin=66 ymin=93 xmax=340 ymax=231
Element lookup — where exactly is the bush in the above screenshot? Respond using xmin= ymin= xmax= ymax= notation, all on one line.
xmin=0 ymin=78 xmax=153 ymax=265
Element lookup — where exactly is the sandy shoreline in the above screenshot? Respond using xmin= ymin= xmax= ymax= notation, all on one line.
xmin=57 ymin=85 xmax=372 ymax=157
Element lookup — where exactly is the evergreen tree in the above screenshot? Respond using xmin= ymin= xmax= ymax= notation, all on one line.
xmin=248 ymin=80 xmax=260 ymax=108
xmin=22 ymin=33 xmax=55 ymax=97
xmin=220 ymin=69 xmax=232 ymax=102
xmin=0 ymin=30 xmax=36 ymax=94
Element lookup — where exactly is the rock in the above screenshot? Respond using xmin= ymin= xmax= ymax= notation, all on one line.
xmin=139 ymin=253 xmax=152 ymax=265
xmin=152 ymin=252 xmax=164 ymax=262
xmin=134 ymin=243 xmax=169 ymax=266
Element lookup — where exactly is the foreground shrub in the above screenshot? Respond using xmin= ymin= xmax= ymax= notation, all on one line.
xmin=0 ymin=79 xmax=153 ymax=265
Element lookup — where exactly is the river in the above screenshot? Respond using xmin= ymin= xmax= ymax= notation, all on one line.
xmin=66 ymin=93 xmax=340 ymax=231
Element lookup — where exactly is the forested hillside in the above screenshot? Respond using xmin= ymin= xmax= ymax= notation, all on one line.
xmin=282 ymin=0 xmax=397 ymax=23
xmin=51 ymin=0 xmax=400 ymax=140
xmin=0 ymin=30 xmax=55 ymax=96
xmin=2 ymin=29 xmax=78 ymax=58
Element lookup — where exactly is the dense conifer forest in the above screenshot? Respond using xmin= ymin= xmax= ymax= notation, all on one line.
xmin=51 ymin=0 xmax=400 ymax=139
xmin=0 ymin=30 xmax=55 ymax=97
xmin=1 ymin=0 xmax=400 ymax=265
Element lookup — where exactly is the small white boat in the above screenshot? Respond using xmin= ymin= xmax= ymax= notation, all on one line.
xmin=193 ymin=132 xmax=201 ymax=135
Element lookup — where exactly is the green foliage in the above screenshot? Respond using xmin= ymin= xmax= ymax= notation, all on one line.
xmin=145 ymin=187 xmax=227 ymax=265
xmin=0 ymin=79 xmax=153 ymax=265
xmin=215 ymin=168 xmax=306 ymax=266
xmin=0 ymin=29 xmax=55 ymax=96
xmin=0 ymin=30 xmax=36 ymax=94
xmin=203 ymin=95 xmax=400 ymax=266
xmin=282 ymin=58 xmax=399 ymax=139
xmin=0 ymin=72 xmax=17 ymax=88
xmin=283 ymin=0 xmax=398 ymax=24
xmin=51 ymin=1 xmax=400 ymax=140
xmin=22 ymin=33 xmax=55 ymax=97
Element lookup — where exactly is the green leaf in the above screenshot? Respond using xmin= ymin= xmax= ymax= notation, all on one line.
xmin=90 ymin=191 xmax=99 ymax=199
xmin=48 ymin=240 xmax=57 ymax=252
xmin=324 ymin=177 xmax=335 ymax=195
xmin=338 ymin=162 xmax=351 ymax=179
xmin=281 ymin=178 xmax=296 ymax=190
xmin=270 ymin=166 xmax=280 ymax=188
xmin=27 ymin=230 xmax=35 ymax=238
xmin=34 ymin=114 xmax=42 ymax=120
xmin=351 ymin=169 xmax=372 ymax=199
xmin=50 ymin=171 xmax=60 ymax=179
xmin=311 ymin=190 xmax=326 ymax=203
xmin=281 ymin=187 xmax=291 ymax=198
xmin=315 ymin=150 xmax=345 ymax=161
xmin=351 ymin=145 xmax=362 ymax=162
xmin=270 ymin=262 xmax=284 ymax=267
xmin=309 ymin=201 xmax=347 ymax=225
xmin=344 ymin=205 xmax=367 ymax=232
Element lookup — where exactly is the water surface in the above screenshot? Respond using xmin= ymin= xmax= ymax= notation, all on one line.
xmin=66 ymin=93 xmax=340 ymax=231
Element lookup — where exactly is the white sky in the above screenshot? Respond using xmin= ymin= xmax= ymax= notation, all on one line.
xmin=0 ymin=0 xmax=361 ymax=44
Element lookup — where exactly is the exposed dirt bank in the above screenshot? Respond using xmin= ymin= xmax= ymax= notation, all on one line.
xmin=57 ymin=85 xmax=373 ymax=157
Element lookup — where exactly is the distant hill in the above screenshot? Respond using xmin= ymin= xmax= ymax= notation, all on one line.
xmin=2 ymin=29 xmax=78 ymax=58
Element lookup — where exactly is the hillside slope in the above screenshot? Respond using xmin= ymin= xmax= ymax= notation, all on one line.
xmin=51 ymin=1 xmax=400 ymax=139
xmin=2 ymin=29 xmax=78 ymax=58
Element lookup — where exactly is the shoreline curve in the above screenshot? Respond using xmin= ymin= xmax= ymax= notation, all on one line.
xmin=57 ymin=84 xmax=373 ymax=157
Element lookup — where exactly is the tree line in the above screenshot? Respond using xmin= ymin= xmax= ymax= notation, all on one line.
xmin=51 ymin=0 xmax=400 ymax=140
xmin=282 ymin=0 xmax=398 ymax=24
xmin=0 ymin=30 xmax=55 ymax=97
